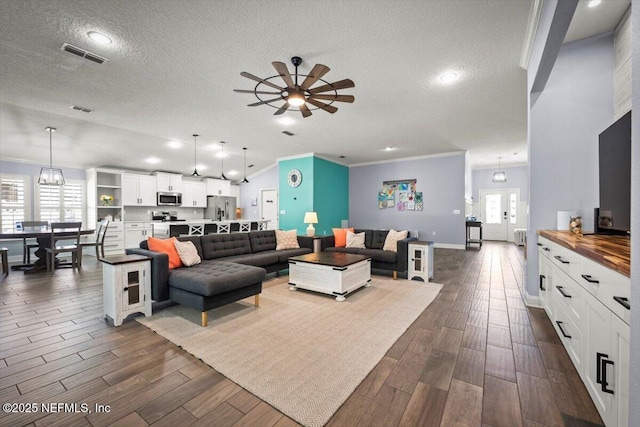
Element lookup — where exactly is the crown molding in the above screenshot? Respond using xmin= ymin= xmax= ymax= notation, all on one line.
xmin=520 ymin=0 xmax=544 ymax=70
xmin=349 ymin=151 xmax=466 ymax=168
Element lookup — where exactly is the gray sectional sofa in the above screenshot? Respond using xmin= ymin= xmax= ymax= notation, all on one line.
xmin=126 ymin=230 xmax=313 ymax=326
xmin=319 ymin=229 xmax=415 ymax=279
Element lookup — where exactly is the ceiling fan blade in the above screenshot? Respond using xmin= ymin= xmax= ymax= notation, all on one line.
xmin=274 ymin=103 xmax=289 ymax=115
xmin=234 ymin=89 xmax=281 ymax=95
xmin=272 ymin=62 xmax=295 ymax=88
xmin=309 ymin=94 xmax=355 ymax=103
xmin=309 ymin=79 xmax=355 ymax=94
xmin=299 ymin=104 xmax=312 ymax=118
xmin=247 ymin=97 xmax=283 ymax=107
xmin=306 ymin=98 xmax=338 ymax=114
xmin=300 ymin=64 xmax=331 ymax=90
xmin=240 ymin=71 xmax=284 ymax=91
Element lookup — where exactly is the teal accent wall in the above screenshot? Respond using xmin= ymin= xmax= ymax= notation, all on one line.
xmin=278 ymin=157 xmax=314 ymax=232
xmin=278 ymin=155 xmax=349 ymax=234
xmin=313 ymin=157 xmax=348 ymax=235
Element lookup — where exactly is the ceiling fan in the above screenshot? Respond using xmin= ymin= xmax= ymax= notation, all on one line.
xmin=234 ymin=56 xmax=355 ymax=118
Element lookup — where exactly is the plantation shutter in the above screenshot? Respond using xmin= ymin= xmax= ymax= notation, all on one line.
xmin=0 ymin=175 xmax=27 ymax=232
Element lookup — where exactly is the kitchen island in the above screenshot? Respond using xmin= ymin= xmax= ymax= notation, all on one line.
xmin=151 ymin=219 xmax=269 ymax=238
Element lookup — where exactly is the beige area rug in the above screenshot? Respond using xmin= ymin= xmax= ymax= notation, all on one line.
xmin=137 ymin=277 xmax=442 ymax=427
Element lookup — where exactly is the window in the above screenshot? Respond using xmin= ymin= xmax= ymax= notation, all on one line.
xmin=0 ymin=174 xmax=29 ymax=233
xmin=36 ymin=180 xmax=85 ymax=224
xmin=510 ymin=193 xmax=517 ymax=225
xmin=485 ymin=194 xmax=502 ymax=224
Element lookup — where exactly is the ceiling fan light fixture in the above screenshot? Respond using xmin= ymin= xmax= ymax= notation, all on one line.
xmin=38 ymin=127 xmax=65 ymax=186
xmin=287 ymin=92 xmax=305 ymax=107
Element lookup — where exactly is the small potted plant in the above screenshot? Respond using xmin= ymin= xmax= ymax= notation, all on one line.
xmin=100 ymin=195 xmax=114 ymax=206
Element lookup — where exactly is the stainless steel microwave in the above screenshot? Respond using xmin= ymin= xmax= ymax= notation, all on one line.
xmin=157 ymin=192 xmax=182 ymax=206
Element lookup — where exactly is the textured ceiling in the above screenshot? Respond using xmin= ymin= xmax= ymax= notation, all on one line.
xmin=1 ymin=0 xmax=535 ymax=175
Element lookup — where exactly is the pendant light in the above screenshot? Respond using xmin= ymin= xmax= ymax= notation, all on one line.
xmin=219 ymin=141 xmax=228 ymax=180
xmin=191 ymin=134 xmax=200 ymax=177
xmin=242 ymin=147 xmax=249 ymax=183
xmin=38 ymin=127 xmax=65 ymax=185
xmin=492 ymin=156 xmax=507 ymax=183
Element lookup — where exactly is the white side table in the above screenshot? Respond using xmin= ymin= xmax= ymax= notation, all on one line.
xmin=101 ymin=254 xmax=152 ymax=326
xmin=408 ymin=241 xmax=434 ymax=282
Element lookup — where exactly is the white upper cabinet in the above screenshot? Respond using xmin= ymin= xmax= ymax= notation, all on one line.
xmin=155 ymin=172 xmax=183 ymax=193
xmin=205 ymin=178 xmax=231 ymax=196
xmin=122 ymin=173 xmax=157 ymax=206
xmin=182 ymin=180 xmax=207 ymax=208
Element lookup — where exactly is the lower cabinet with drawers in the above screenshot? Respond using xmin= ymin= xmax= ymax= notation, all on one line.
xmin=102 ymin=221 xmax=124 ymax=255
xmin=537 ymin=233 xmax=630 ymax=427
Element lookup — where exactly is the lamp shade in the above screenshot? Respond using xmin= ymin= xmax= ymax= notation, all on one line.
xmin=303 ymin=212 xmax=318 ymax=224
xmin=492 ymin=171 xmax=507 ymax=182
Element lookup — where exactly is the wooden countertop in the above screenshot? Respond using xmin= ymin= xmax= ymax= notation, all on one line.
xmin=537 ymin=230 xmax=630 ymax=277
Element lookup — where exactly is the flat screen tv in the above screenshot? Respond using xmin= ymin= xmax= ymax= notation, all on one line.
xmin=597 ymin=111 xmax=631 ymax=235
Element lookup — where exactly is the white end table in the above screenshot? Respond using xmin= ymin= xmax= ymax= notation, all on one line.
xmin=408 ymin=241 xmax=434 ymax=282
xmin=101 ymin=254 xmax=151 ymax=326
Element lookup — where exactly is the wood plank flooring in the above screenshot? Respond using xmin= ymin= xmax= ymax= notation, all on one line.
xmin=0 ymin=242 xmax=604 ymax=426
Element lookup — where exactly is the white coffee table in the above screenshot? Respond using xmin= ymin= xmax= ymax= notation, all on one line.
xmin=288 ymin=252 xmax=372 ymax=301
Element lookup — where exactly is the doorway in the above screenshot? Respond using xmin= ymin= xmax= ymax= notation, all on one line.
xmin=479 ymin=188 xmax=521 ymax=241
xmin=260 ymin=188 xmax=278 ymax=230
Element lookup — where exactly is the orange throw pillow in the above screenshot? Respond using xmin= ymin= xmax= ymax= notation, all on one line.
xmin=148 ymin=237 xmax=183 ymax=269
xmin=332 ymin=228 xmax=354 ymax=248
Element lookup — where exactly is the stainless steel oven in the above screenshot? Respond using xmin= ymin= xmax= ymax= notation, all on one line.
xmin=156 ymin=192 xmax=182 ymax=206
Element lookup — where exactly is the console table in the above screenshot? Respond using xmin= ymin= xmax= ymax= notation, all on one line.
xmin=465 ymin=221 xmax=482 ymax=249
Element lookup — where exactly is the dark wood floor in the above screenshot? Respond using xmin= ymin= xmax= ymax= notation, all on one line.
xmin=0 ymin=242 xmax=603 ymax=427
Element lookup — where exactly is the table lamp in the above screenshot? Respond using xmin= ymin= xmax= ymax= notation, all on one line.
xmin=303 ymin=212 xmax=318 ymax=237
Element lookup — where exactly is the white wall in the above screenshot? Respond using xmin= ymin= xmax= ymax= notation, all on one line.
xmin=527 ymin=33 xmax=614 ymax=298
xmin=238 ymin=164 xmax=278 ymax=221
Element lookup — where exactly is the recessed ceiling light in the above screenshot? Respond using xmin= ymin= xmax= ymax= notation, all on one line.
xmin=227 ymin=170 xmax=239 ymax=176
xmin=167 ymin=141 xmax=182 ymax=149
xmin=384 ymin=147 xmax=394 ymax=152
xmin=439 ymin=72 xmax=458 ymax=84
xmin=278 ymin=117 xmax=295 ymax=126
xmin=87 ymin=31 xmax=112 ymax=45
xmin=196 ymin=164 xmax=207 ymax=171
xmin=145 ymin=157 xmax=161 ymax=164
xmin=587 ymin=0 xmax=601 ymax=7
xmin=215 ymin=152 xmax=229 ymax=158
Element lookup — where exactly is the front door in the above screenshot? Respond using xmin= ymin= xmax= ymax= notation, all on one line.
xmin=260 ymin=188 xmax=278 ymax=230
xmin=479 ymin=188 xmax=522 ymax=242
xmin=480 ymin=189 xmax=508 ymax=241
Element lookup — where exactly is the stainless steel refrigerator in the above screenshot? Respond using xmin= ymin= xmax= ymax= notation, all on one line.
xmin=205 ymin=196 xmax=237 ymax=221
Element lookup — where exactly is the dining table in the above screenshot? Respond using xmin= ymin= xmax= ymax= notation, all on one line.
xmin=0 ymin=226 xmax=95 ymax=274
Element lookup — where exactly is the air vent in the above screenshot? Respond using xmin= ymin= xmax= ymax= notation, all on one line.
xmin=61 ymin=43 xmax=108 ymax=64
xmin=281 ymin=131 xmax=295 ymax=136
xmin=71 ymin=105 xmax=94 ymax=113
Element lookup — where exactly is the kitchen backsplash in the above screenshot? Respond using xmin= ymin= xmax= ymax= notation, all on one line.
xmin=123 ymin=206 xmax=205 ymax=221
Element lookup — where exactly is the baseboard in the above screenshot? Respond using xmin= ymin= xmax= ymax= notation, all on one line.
xmin=434 ymin=243 xmax=466 ymax=250
xmin=524 ymin=290 xmax=543 ymax=308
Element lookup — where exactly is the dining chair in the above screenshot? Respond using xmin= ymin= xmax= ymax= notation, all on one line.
xmin=45 ymin=222 xmax=82 ymax=272
xmin=78 ymin=220 xmax=109 ymax=266
xmin=20 ymin=221 xmax=48 ymax=264
xmin=0 ymin=247 xmax=8 ymax=275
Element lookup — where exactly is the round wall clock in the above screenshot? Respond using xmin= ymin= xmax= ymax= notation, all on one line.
xmin=287 ymin=169 xmax=302 ymax=187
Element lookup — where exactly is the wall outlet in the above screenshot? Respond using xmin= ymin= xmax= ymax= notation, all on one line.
xmin=193 ymin=210 xmax=197 ymax=215
xmin=147 ymin=210 xmax=151 ymax=214
xmin=432 ymin=231 xmax=436 ymax=236
xmin=280 ymin=210 xmax=286 ymax=214
xmin=453 ymin=209 xmax=461 ymax=215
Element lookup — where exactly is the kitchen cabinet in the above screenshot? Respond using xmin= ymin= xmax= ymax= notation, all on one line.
xmin=155 ymin=172 xmax=183 ymax=193
xmin=182 ymin=180 xmax=207 ymax=207
xmin=124 ymin=222 xmax=152 ymax=248
xmin=537 ymin=231 xmax=630 ymax=427
xmin=122 ymin=173 xmax=156 ymax=206
xmin=205 ymin=178 xmax=231 ymax=196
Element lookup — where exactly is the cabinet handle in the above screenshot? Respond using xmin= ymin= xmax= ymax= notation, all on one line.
xmin=543 ymin=247 xmax=550 ymax=251
xmin=581 ymin=274 xmax=599 ymax=284
xmin=537 ymin=243 xmax=543 ymax=246
xmin=597 ymin=353 xmax=615 ymax=394
xmin=555 ymin=321 xmax=571 ymax=338
xmin=123 ymin=287 xmax=129 ymax=291
xmin=613 ymin=296 xmax=630 ymax=310
xmin=556 ymin=285 xmax=572 ymax=298
xmin=539 ymin=274 xmax=546 ymax=291
xmin=554 ymin=255 xmax=569 ymax=264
